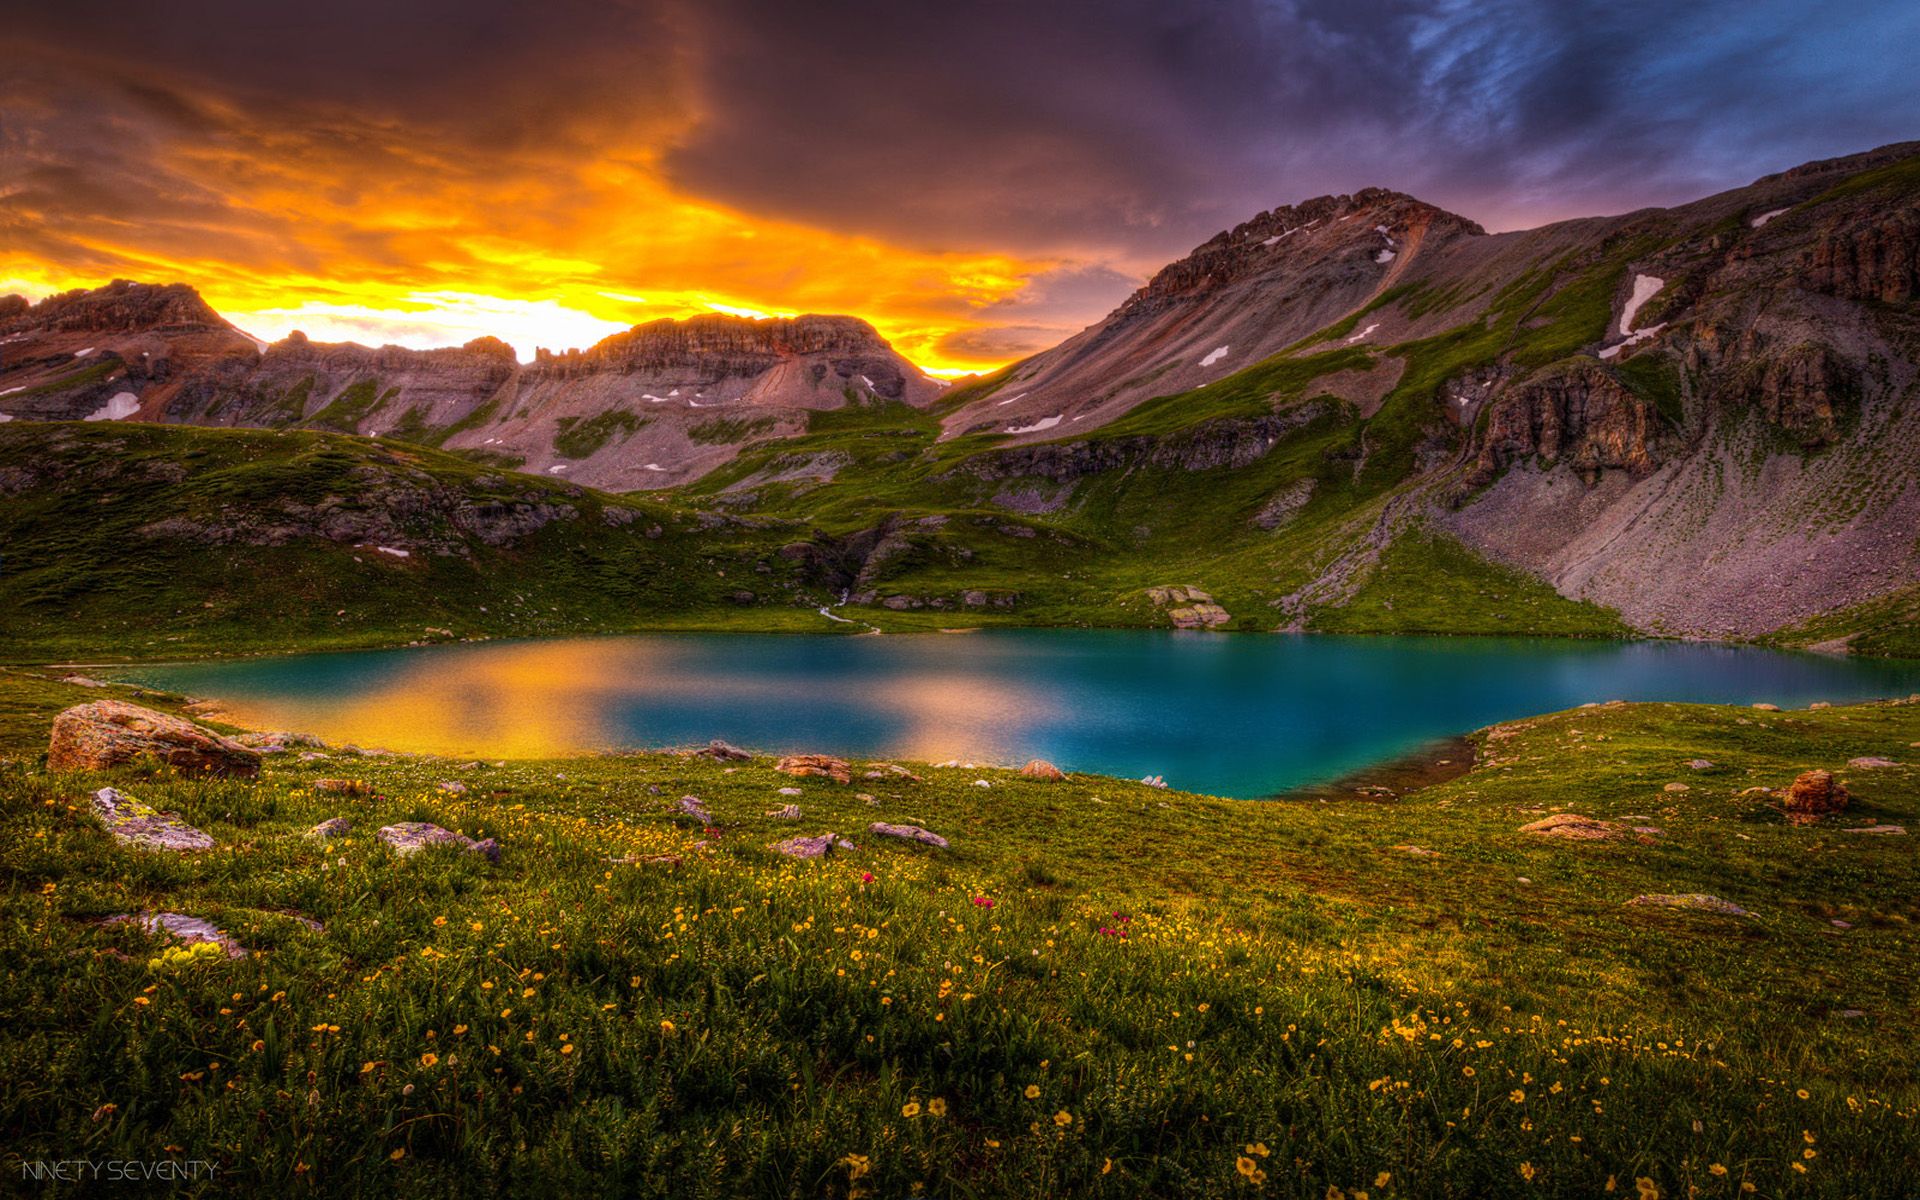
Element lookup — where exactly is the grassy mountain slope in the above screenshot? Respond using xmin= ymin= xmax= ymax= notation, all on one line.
xmin=3 ymin=671 xmax=1916 ymax=1194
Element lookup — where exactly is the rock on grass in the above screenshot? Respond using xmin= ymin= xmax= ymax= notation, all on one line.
xmin=1626 ymin=893 xmax=1752 ymax=916
xmin=776 ymin=755 xmax=852 ymax=784
xmin=107 ymin=911 xmax=247 ymax=958
xmin=91 ymin=787 xmax=214 ymax=852
xmin=869 ymin=822 xmax=949 ymax=848
xmin=49 ymin=700 xmax=260 ymax=777
xmin=377 ymin=822 xmax=500 ymax=862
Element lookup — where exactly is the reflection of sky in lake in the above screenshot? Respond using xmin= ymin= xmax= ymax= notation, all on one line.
xmin=116 ymin=631 xmax=1920 ymax=798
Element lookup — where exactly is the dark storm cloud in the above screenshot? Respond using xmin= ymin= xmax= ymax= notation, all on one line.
xmin=665 ymin=0 xmax=1920 ymax=260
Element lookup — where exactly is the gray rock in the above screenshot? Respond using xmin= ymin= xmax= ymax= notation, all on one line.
xmin=1848 ymin=756 xmax=1900 ymax=769
xmin=109 ymin=911 xmax=246 ymax=958
xmin=309 ymin=817 xmax=353 ymax=840
xmin=377 ymin=822 xmax=500 ymax=862
xmin=1686 ymin=759 xmax=1715 ymax=770
xmin=868 ymin=822 xmax=949 ymax=848
xmin=1841 ymin=824 xmax=1906 ymax=835
xmin=438 ymin=780 xmax=470 ymax=795
xmin=770 ymin=832 xmax=855 ymax=859
xmin=91 ymin=787 xmax=214 ymax=852
xmin=1625 ymin=893 xmax=1751 ymax=916
xmin=766 ymin=804 xmax=802 ymax=820
xmin=694 ymin=739 xmax=753 ymax=762
xmin=677 ymin=795 xmax=714 ymax=824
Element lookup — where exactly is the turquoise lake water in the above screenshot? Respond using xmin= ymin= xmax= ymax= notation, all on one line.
xmin=116 ymin=631 xmax=1920 ymax=798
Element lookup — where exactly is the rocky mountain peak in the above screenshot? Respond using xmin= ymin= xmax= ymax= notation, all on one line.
xmin=535 ymin=312 xmax=896 ymax=377
xmin=0 ymin=279 xmax=232 ymax=335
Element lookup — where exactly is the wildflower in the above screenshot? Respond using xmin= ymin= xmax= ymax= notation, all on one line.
xmin=1795 ymin=1088 xmax=1810 ymax=1099
xmin=660 ymin=1019 xmax=676 ymax=1035
xmin=433 ymin=916 xmax=448 ymax=927
xmin=1518 ymin=1162 xmax=1536 ymax=1182
xmin=1375 ymin=1173 xmax=1392 ymax=1188
xmin=561 ymin=1044 xmax=574 ymax=1055
xmin=1024 ymin=1084 xmax=1041 ymax=1099
xmin=360 ymin=1061 xmax=378 ymax=1074
xmin=1236 ymin=1156 xmax=1258 ymax=1178
xmin=1461 ymin=1066 xmax=1475 ymax=1077
xmin=1635 ymin=1178 xmax=1660 ymax=1200
xmin=1510 ymin=1088 xmax=1526 ymax=1103
xmin=840 ymin=1153 xmax=870 ymax=1181
xmin=453 ymin=1025 xmax=468 ymax=1035
xmin=861 ymin=872 xmax=874 ymax=883
xmin=1103 ymin=1158 xmax=1112 ymax=1175
xmin=250 ymin=1039 xmax=265 ymax=1052
xmin=1053 ymin=1110 xmax=1072 ymax=1127
xmin=927 ymin=1098 xmax=947 ymax=1117
xmin=420 ymin=1053 xmax=439 ymax=1068
xmin=902 ymin=1101 xmax=921 ymax=1118
xmin=1708 ymin=1165 xmax=1727 ymax=1177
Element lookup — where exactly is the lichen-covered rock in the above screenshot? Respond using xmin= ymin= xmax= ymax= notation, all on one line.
xmin=770 ymin=832 xmax=855 ymax=859
xmin=1782 ymin=769 xmax=1849 ymax=818
xmin=309 ymin=817 xmax=353 ymax=840
xmin=869 ymin=822 xmax=949 ymax=848
xmin=1519 ymin=813 xmax=1626 ymax=841
xmin=236 ymin=730 xmax=325 ymax=752
xmin=776 ymin=754 xmax=853 ymax=784
xmin=766 ymin=804 xmax=802 ymax=820
xmin=438 ymin=780 xmax=469 ymax=795
xmin=49 ymin=700 xmax=260 ymax=777
xmin=676 ymin=795 xmax=714 ymax=824
xmin=1847 ymin=756 xmax=1899 ymax=769
xmin=1020 ymin=759 xmax=1067 ymax=781
xmin=377 ymin=822 xmax=500 ymax=862
xmin=91 ymin=787 xmax=215 ymax=852
xmin=108 ymin=911 xmax=247 ymax=958
xmin=1625 ymin=893 xmax=1751 ymax=916
xmin=1146 ymin=585 xmax=1232 ymax=629
xmin=693 ymin=739 xmax=753 ymax=762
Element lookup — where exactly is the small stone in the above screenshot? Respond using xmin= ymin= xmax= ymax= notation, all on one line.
xmin=1752 ymin=703 xmax=1781 ymax=712
xmin=1847 ymin=756 xmax=1899 ymax=769
xmin=90 ymin=787 xmax=215 ymax=852
xmin=309 ymin=817 xmax=353 ymax=840
xmin=676 ymin=796 xmax=714 ymax=824
xmin=108 ymin=911 xmax=247 ymax=958
xmin=1020 ymin=759 xmax=1066 ymax=781
xmin=1625 ymin=893 xmax=1751 ymax=916
xmin=437 ymin=780 xmax=469 ymax=795
xmin=855 ymin=792 xmax=876 ymax=804
xmin=775 ymin=754 xmax=852 ymax=784
xmin=766 ymin=804 xmax=802 ymax=820
xmin=1809 ymin=701 xmax=1832 ymax=710
xmin=778 ymin=786 xmax=803 ymax=796
xmin=1686 ymin=759 xmax=1715 ymax=770
xmin=1664 ymin=782 xmax=1690 ymax=793
xmin=693 ymin=739 xmax=753 ymax=762
xmin=973 ymin=779 xmax=991 ymax=788
xmin=1841 ymin=824 xmax=1906 ymax=835
xmin=1838 ymin=1009 xmax=1866 ymax=1018
xmin=869 ymin=822 xmax=949 ymax=848
xmin=770 ymin=832 xmax=851 ymax=859
xmin=377 ymin=822 xmax=499 ymax=862
xmin=1830 ymin=919 xmax=1852 ymax=928
xmin=1392 ymin=844 xmax=1438 ymax=857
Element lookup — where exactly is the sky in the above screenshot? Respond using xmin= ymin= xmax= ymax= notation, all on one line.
xmin=3 ymin=0 xmax=1916 ymax=374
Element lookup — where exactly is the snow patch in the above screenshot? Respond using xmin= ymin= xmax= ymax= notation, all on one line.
xmin=1345 ymin=323 xmax=1380 ymax=344
xmin=0 ymin=413 xmax=11 ymax=423
xmin=859 ymin=374 xmax=875 ymax=388
xmin=1198 ymin=345 xmax=1230 ymax=367
xmin=547 ymin=465 xmax=568 ymax=473
xmin=83 ymin=392 xmax=140 ymax=422
xmin=1598 ymin=322 xmax=1666 ymax=360
xmin=1374 ymin=249 xmax=1397 ymax=263
xmin=375 ymin=546 xmax=410 ymax=558
xmin=668 ymin=388 xmax=680 ymax=396
xmin=642 ymin=394 xmax=671 ymax=402
xmin=1618 ymin=274 xmax=1663 ymax=336
xmin=995 ymin=391 xmax=1029 ymax=407
xmin=1750 ymin=207 xmax=1789 ymax=229
xmin=1006 ymin=415 xmax=1062 ymax=434
xmin=641 ymin=463 xmax=668 ymax=472
xmin=0 ymin=386 xmax=22 ymax=396
xmin=74 ymin=347 xmax=95 ymax=358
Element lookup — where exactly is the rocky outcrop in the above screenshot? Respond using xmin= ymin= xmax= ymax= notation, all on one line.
xmin=1146 ymin=585 xmax=1231 ymax=629
xmin=1740 ymin=343 xmax=1854 ymax=447
xmin=1468 ymin=361 xmax=1663 ymax=488
xmin=959 ymin=404 xmax=1341 ymax=483
xmin=770 ymin=832 xmax=855 ymax=859
xmin=868 ymin=822 xmax=949 ymax=848
xmin=1020 ymin=759 xmax=1066 ymax=781
xmin=90 ymin=787 xmax=216 ymax=851
xmin=1800 ymin=206 xmax=1920 ymax=302
xmin=1781 ymin=769 xmax=1849 ymax=819
xmin=49 ymin=700 xmax=260 ymax=777
xmin=0 ymin=279 xmax=231 ymax=335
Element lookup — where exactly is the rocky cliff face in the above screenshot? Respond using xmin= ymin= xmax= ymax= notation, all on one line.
xmin=1467 ymin=362 xmax=1665 ymax=488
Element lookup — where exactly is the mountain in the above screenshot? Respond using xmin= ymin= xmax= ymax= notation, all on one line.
xmin=0 ymin=287 xmax=945 ymax=491
xmin=3 ymin=142 xmax=1917 ymax=656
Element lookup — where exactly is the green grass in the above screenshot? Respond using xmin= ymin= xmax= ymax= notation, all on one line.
xmin=306 ymin=380 xmax=392 ymax=433
xmin=553 ymin=408 xmax=646 ymax=458
xmin=1 ymin=670 xmax=1916 ymax=1195
xmin=687 ymin=415 xmax=779 ymax=446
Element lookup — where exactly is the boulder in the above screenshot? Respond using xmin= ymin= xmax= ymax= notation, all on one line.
xmin=1020 ymin=759 xmax=1066 ymax=781
xmin=869 ymin=822 xmax=949 ymax=848
xmin=1519 ymin=813 xmax=1625 ymax=841
xmin=776 ymin=754 xmax=853 ymax=784
xmin=309 ymin=817 xmax=353 ymax=840
xmin=677 ymin=795 xmax=714 ymax=824
xmin=766 ymin=804 xmax=802 ymax=820
xmin=770 ymin=832 xmax=855 ymax=859
xmin=91 ymin=787 xmax=215 ymax=852
xmin=1625 ymin=893 xmax=1751 ymax=916
xmin=377 ymin=822 xmax=500 ymax=862
xmin=49 ymin=700 xmax=260 ymax=778
xmin=236 ymin=730 xmax=325 ymax=752
xmin=1782 ymin=769 xmax=1848 ymax=819
xmin=693 ymin=739 xmax=753 ymax=762
xmin=1847 ymin=756 xmax=1899 ymax=769
xmin=108 ymin=911 xmax=247 ymax=958
xmin=1686 ymin=759 xmax=1716 ymax=770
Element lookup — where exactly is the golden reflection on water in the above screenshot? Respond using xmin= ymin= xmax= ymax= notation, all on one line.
xmin=191 ymin=637 xmax=1062 ymax=762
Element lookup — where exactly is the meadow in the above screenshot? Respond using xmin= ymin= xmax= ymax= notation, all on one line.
xmin=2 ymin=669 xmax=1917 ymax=1196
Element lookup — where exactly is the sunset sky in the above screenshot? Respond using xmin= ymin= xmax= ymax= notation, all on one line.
xmin=4 ymin=0 xmax=1916 ymax=375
